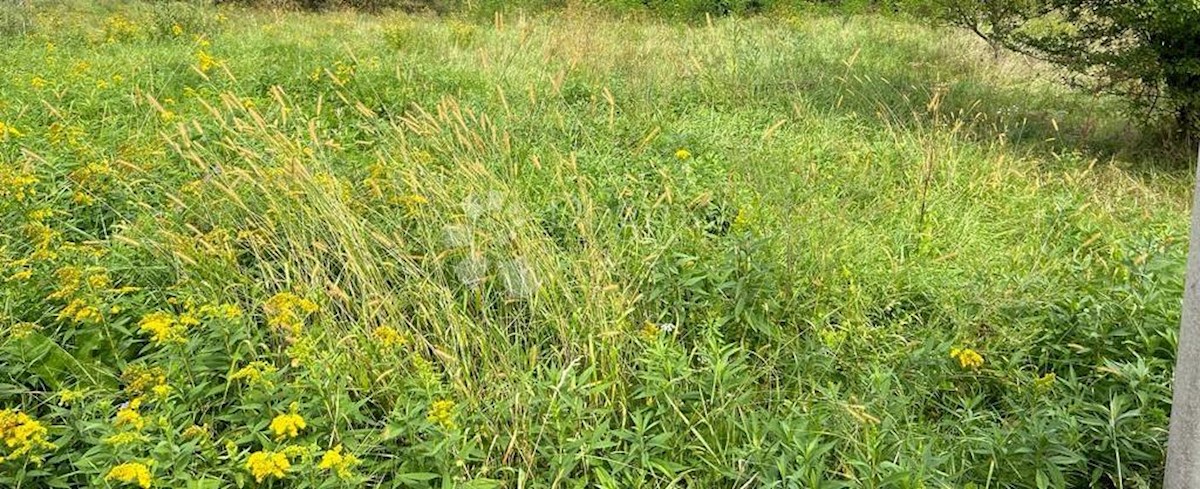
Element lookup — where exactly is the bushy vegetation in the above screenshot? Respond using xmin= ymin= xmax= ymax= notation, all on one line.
xmin=0 ymin=1 xmax=1190 ymax=488
xmin=909 ymin=0 xmax=1200 ymax=138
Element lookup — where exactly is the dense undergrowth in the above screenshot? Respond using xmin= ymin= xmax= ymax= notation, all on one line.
xmin=0 ymin=1 xmax=1191 ymax=488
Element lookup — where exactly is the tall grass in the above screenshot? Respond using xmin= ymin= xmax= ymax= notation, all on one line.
xmin=0 ymin=1 xmax=1189 ymax=487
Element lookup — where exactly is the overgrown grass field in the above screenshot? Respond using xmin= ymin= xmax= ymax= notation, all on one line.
xmin=0 ymin=1 xmax=1192 ymax=487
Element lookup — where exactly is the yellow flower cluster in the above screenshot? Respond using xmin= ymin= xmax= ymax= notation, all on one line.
xmin=7 ymin=265 xmax=32 ymax=283
xmin=123 ymin=365 xmax=167 ymax=396
xmin=58 ymin=298 xmax=103 ymax=324
xmin=674 ymin=148 xmax=691 ymax=160
xmin=9 ymin=322 xmax=40 ymax=340
xmin=950 ymin=347 xmax=984 ymax=370
xmin=198 ymin=302 xmax=243 ymax=320
xmin=270 ymin=409 xmax=306 ymax=440
xmin=246 ymin=450 xmax=290 ymax=482
xmin=318 ymin=444 xmax=360 ymax=479
xmin=57 ymin=388 xmax=84 ymax=406
xmin=0 ymin=166 xmax=37 ymax=201
xmin=264 ymin=292 xmax=318 ymax=335
xmin=115 ymin=398 xmax=145 ymax=431
xmin=0 ymin=120 xmax=22 ymax=139
xmin=138 ymin=311 xmax=186 ymax=345
xmin=68 ymin=160 xmax=114 ymax=206
xmin=106 ymin=461 xmax=152 ymax=488
xmin=427 ymin=399 xmax=456 ymax=429
xmin=151 ymin=384 xmax=172 ymax=399
xmin=102 ymin=15 xmax=139 ymax=43
xmin=0 ymin=409 xmax=57 ymax=463
xmin=394 ymin=193 xmax=429 ymax=214
xmin=47 ymin=266 xmax=109 ymax=300
xmin=229 ymin=361 xmax=277 ymax=388
xmin=373 ymin=325 xmax=406 ymax=349
xmin=196 ymin=50 xmax=218 ymax=74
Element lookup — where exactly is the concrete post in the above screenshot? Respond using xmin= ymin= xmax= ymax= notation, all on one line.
xmin=1165 ymin=144 xmax=1200 ymax=489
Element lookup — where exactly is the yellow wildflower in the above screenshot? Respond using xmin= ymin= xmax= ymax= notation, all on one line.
xmin=373 ymin=325 xmax=406 ymax=349
xmin=105 ymin=462 xmax=151 ymax=488
xmin=27 ymin=208 xmax=53 ymax=221
xmin=115 ymin=398 xmax=145 ymax=430
xmin=1 ymin=166 xmax=38 ymax=201
xmin=0 ymin=121 xmax=22 ymax=138
xmin=58 ymin=299 xmax=103 ymax=324
xmin=199 ymin=302 xmax=243 ymax=320
xmin=57 ymin=388 xmax=84 ymax=406
xmin=950 ymin=347 xmax=984 ymax=370
xmin=317 ymin=444 xmax=360 ymax=479
xmin=427 ymin=399 xmax=456 ymax=429
xmin=178 ymin=312 xmax=200 ymax=327
xmin=7 ymin=269 xmax=32 ymax=282
xmin=10 ymin=322 xmax=40 ymax=340
xmin=196 ymin=50 xmax=217 ymax=74
xmin=151 ymin=384 xmax=172 ymax=399
xmin=122 ymin=366 xmax=166 ymax=395
xmin=30 ymin=76 xmax=47 ymax=89
xmin=246 ymin=450 xmax=290 ymax=483
xmin=674 ymin=148 xmax=691 ymax=160
xmin=48 ymin=266 xmax=82 ymax=300
xmin=87 ymin=273 xmax=111 ymax=290
xmin=171 ymin=24 xmax=183 ymax=36
xmin=0 ymin=409 xmax=57 ymax=463
xmin=72 ymin=191 xmax=95 ymax=206
xmin=138 ymin=311 xmax=184 ymax=345
xmin=229 ymin=361 xmax=276 ymax=388
xmin=263 ymin=292 xmax=318 ymax=335
xmin=397 ymin=194 xmax=429 ymax=213
xmin=269 ymin=406 xmax=306 ymax=440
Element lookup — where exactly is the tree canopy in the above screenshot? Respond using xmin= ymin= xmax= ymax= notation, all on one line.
xmin=911 ymin=0 xmax=1200 ymax=138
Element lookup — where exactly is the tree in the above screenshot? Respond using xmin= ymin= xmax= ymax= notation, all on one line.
xmin=910 ymin=0 xmax=1200 ymax=138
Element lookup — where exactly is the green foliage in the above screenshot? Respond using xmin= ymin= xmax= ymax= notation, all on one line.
xmin=0 ymin=2 xmax=1188 ymax=488
xmin=908 ymin=0 xmax=1200 ymax=135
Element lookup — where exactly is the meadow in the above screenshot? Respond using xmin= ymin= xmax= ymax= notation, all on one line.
xmin=0 ymin=1 xmax=1192 ymax=487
